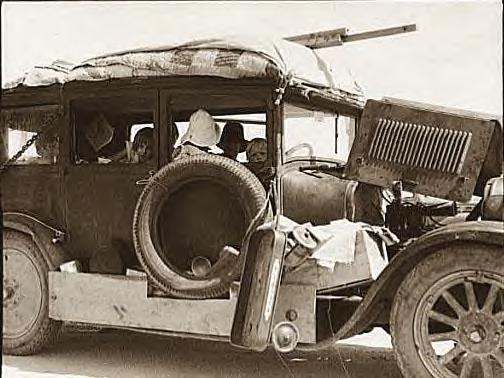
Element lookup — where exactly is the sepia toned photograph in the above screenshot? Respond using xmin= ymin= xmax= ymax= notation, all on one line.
xmin=1 ymin=1 xmax=502 ymax=377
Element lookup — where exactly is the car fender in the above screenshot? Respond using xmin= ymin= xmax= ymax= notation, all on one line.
xmin=2 ymin=212 xmax=72 ymax=270
xmin=298 ymin=220 xmax=504 ymax=351
xmin=337 ymin=220 xmax=503 ymax=340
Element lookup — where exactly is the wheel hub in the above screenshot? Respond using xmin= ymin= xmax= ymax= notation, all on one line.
xmin=459 ymin=312 xmax=500 ymax=353
xmin=3 ymin=248 xmax=44 ymax=339
xmin=4 ymin=286 xmax=14 ymax=301
xmin=3 ymin=279 xmax=20 ymax=308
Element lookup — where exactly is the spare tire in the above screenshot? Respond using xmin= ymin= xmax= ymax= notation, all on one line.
xmin=133 ymin=154 xmax=267 ymax=299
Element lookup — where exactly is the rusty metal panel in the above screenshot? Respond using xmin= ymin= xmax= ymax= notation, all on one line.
xmin=345 ymin=99 xmax=497 ymax=201
xmin=1 ymin=166 xmax=65 ymax=227
xmin=48 ymin=272 xmax=316 ymax=343
xmin=273 ymin=284 xmax=316 ymax=343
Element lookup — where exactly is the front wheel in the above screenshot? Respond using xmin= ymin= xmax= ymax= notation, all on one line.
xmin=391 ymin=243 xmax=504 ymax=378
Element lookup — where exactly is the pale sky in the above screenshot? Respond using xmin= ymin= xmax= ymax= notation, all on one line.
xmin=1 ymin=1 xmax=502 ymax=114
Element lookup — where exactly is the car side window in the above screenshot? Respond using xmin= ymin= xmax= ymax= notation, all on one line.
xmin=72 ymin=97 xmax=155 ymax=165
xmin=1 ymin=105 xmax=61 ymax=165
xmin=173 ymin=113 xmax=267 ymax=163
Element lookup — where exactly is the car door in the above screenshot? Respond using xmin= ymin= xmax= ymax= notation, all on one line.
xmin=63 ymin=90 xmax=159 ymax=268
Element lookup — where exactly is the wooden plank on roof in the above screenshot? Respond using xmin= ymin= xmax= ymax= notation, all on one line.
xmin=286 ymin=24 xmax=416 ymax=49
xmin=285 ymin=27 xmax=348 ymax=49
xmin=342 ymin=24 xmax=417 ymax=43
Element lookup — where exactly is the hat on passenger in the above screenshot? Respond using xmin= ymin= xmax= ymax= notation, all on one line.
xmin=180 ymin=109 xmax=220 ymax=147
xmin=217 ymin=121 xmax=248 ymax=152
xmin=85 ymin=113 xmax=114 ymax=152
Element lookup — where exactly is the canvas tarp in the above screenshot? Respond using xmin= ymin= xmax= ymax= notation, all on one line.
xmin=3 ymin=60 xmax=73 ymax=90
xmin=3 ymin=35 xmax=364 ymax=104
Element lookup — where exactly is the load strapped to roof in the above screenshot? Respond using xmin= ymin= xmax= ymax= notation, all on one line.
xmin=4 ymin=25 xmax=417 ymax=107
xmin=3 ymin=36 xmax=364 ymax=106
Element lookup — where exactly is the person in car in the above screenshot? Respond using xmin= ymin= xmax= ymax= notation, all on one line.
xmin=217 ymin=121 xmax=248 ymax=160
xmin=131 ymin=127 xmax=154 ymax=163
xmin=174 ymin=109 xmax=220 ymax=159
xmin=103 ymin=122 xmax=177 ymax=164
xmin=246 ymin=138 xmax=267 ymax=164
xmin=75 ymin=112 xmax=114 ymax=163
xmin=245 ymin=137 xmax=268 ymax=177
xmin=33 ymin=132 xmax=59 ymax=164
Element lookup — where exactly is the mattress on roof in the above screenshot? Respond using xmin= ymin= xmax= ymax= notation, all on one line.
xmin=3 ymin=35 xmax=364 ymax=104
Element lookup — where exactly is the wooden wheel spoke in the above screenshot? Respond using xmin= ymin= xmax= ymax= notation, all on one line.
xmin=441 ymin=290 xmax=466 ymax=318
xmin=492 ymin=349 xmax=504 ymax=368
xmin=390 ymin=248 xmax=504 ymax=378
xmin=464 ymin=281 xmax=478 ymax=312
xmin=438 ymin=344 xmax=464 ymax=366
xmin=482 ymin=284 xmax=500 ymax=314
xmin=459 ymin=355 xmax=476 ymax=378
xmin=428 ymin=331 xmax=458 ymax=342
xmin=429 ymin=310 xmax=458 ymax=329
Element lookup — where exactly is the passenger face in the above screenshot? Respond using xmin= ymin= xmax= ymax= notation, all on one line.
xmin=247 ymin=140 xmax=267 ymax=163
xmin=136 ymin=138 xmax=152 ymax=162
xmin=249 ymin=150 xmax=267 ymax=163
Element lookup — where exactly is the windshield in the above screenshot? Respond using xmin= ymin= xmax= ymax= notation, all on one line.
xmin=283 ymin=104 xmax=356 ymax=163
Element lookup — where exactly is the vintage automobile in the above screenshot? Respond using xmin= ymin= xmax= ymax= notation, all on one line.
xmin=1 ymin=26 xmax=503 ymax=378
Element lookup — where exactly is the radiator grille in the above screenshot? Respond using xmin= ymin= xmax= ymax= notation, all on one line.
xmin=368 ymin=118 xmax=472 ymax=174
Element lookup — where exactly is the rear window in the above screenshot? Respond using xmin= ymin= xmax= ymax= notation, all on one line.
xmin=1 ymin=105 xmax=61 ymax=165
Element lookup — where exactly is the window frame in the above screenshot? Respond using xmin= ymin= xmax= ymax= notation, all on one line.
xmin=1 ymin=104 xmax=63 ymax=167
xmin=160 ymin=87 xmax=273 ymax=166
xmin=68 ymin=90 xmax=159 ymax=168
xmin=282 ymin=102 xmax=359 ymax=164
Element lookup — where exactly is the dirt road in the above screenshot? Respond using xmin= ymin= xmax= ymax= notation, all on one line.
xmin=3 ymin=329 xmax=401 ymax=378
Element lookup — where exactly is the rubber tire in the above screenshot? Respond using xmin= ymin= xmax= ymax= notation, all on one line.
xmin=3 ymin=230 xmax=61 ymax=355
xmin=133 ymin=154 xmax=266 ymax=299
xmin=390 ymin=243 xmax=504 ymax=378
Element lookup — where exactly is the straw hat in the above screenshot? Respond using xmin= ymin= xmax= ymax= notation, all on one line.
xmin=180 ymin=109 xmax=220 ymax=147
xmin=85 ymin=113 xmax=114 ymax=152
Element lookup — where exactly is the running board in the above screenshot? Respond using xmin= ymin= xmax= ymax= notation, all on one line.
xmin=48 ymin=272 xmax=316 ymax=343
